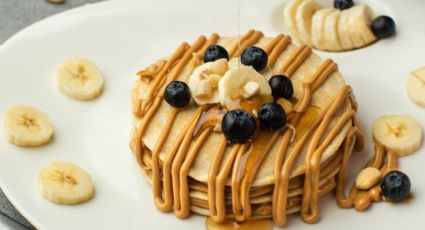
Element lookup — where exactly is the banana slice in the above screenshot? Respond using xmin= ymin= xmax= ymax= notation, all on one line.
xmin=295 ymin=0 xmax=323 ymax=45
xmin=311 ymin=8 xmax=336 ymax=51
xmin=38 ymin=161 xmax=95 ymax=205
xmin=347 ymin=5 xmax=376 ymax=48
xmin=188 ymin=58 xmax=228 ymax=105
xmin=218 ymin=65 xmax=271 ymax=110
xmin=283 ymin=0 xmax=304 ymax=42
xmin=337 ymin=10 xmax=355 ymax=51
xmin=3 ymin=105 xmax=53 ymax=147
xmin=57 ymin=57 xmax=104 ymax=101
xmin=372 ymin=115 xmax=423 ymax=156
xmin=323 ymin=11 xmax=342 ymax=51
xmin=406 ymin=66 xmax=425 ymax=107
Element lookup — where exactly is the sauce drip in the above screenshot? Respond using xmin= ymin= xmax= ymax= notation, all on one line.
xmin=238 ymin=95 xmax=273 ymax=115
xmin=206 ymin=218 xmax=272 ymax=230
xmin=194 ymin=107 xmax=225 ymax=137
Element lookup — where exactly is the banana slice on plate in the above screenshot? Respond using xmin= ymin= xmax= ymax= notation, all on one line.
xmin=295 ymin=0 xmax=322 ymax=45
xmin=406 ymin=66 xmax=425 ymax=107
xmin=218 ymin=65 xmax=271 ymax=110
xmin=323 ymin=11 xmax=342 ymax=51
xmin=311 ymin=8 xmax=336 ymax=51
xmin=372 ymin=115 xmax=423 ymax=156
xmin=347 ymin=5 xmax=376 ymax=48
xmin=57 ymin=57 xmax=104 ymax=101
xmin=283 ymin=0 xmax=304 ymax=42
xmin=3 ymin=105 xmax=53 ymax=147
xmin=337 ymin=10 xmax=355 ymax=51
xmin=38 ymin=161 xmax=95 ymax=205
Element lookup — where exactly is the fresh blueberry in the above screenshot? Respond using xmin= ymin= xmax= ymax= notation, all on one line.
xmin=380 ymin=170 xmax=411 ymax=202
xmin=164 ymin=81 xmax=191 ymax=108
xmin=334 ymin=0 xmax=354 ymax=10
xmin=203 ymin=45 xmax=229 ymax=63
xmin=268 ymin=75 xmax=293 ymax=100
xmin=372 ymin=16 xmax=396 ymax=39
xmin=241 ymin=47 xmax=268 ymax=72
xmin=221 ymin=109 xmax=256 ymax=143
xmin=258 ymin=103 xmax=287 ymax=132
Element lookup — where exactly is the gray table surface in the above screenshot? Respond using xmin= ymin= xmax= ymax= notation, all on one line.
xmin=0 ymin=1 xmax=104 ymax=229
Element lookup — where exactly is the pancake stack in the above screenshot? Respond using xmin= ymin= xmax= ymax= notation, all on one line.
xmin=130 ymin=30 xmax=365 ymax=226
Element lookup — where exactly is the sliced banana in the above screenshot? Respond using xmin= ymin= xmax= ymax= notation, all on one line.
xmin=347 ymin=5 xmax=376 ymax=48
xmin=3 ymin=105 xmax=53 ymax=147
xmin=57 ymin=57 xmax=104 ymax=101
xmin=218 ymin=65 xmax=271 ymax=110
xmin=406 ymin=66 xmax=425 ymax=107
xmin=188 ymin=58 xmax=228 ymax=105
xmin=337 ymin=10 xmax=355 ymax=51
xmin=372 ymin=115 xmax=423 ymax=156
xmin=323 ymin=11 xmax=342 ymax=51
xmin=38 ymin=161 xmax=95 ymax=205
xmin=283 ymin=0 xmax=304 ymax=42
xmin=295 ymin=0 xmax=323 ymax=45
xmin=311 ymin=8 xmax=336 ymax=51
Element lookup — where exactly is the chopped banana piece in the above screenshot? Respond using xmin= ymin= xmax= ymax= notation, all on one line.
xmin=243 ymin=82 xmax=261 ymax=99
xmin=209 ymin=58 xmax=228 ymax=75
xmin=196 ymin=80 xmax=213 ymax=99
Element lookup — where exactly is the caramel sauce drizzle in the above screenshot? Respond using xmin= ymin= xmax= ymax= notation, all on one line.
xmin=131 ymin=30 xmax=371 ymax=227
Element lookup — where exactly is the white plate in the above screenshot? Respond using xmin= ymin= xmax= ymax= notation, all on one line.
xmin=0 ymin=0 xmax=425 ymax=229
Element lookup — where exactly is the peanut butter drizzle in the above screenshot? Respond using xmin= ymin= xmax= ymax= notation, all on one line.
xmin=137 ymin=59 xmax=167 ymax=83
xmin=279 ymin=44 xmax=312 ymax=77
xmin=300 ymin=86 xmax=361 ymax=224
xmin=230 ymin=132 xmax=280 ymax=222
xmin=293 ymin=59 xmax=338 ymax=112
xmin=132 ymin=36 xmax=208 ymax=211
xmin=228 ymin=30 xmax=255 ymax=57
xmin=267 ymin=36 xmax=291 ymax=68
xmin=133 ymin=31 xmax=263 ymax=217
xmin=131 ymin=31 xmax=368 ymax=228
xmin=272 ymin=86 xmax=364 ymax=227
xmin=337 ymin=143 xmax=398 ymax=211
xmin=263 ymin=34 xmax=284 ymax=55
xmin=233 ymin=31 xmax=264 ymax=57
xmin=150 ymin=33 xmax=222 ymax=212
xmin=209 ymin=143 xmax=241 ymax=222
xmin=133 ymin=43 xmax=189 ymax=117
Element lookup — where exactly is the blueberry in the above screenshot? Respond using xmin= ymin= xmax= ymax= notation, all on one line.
xmin=268 ymin=75 xmax=294 ymax=100
xmin=221 ymin=109 xmax=256 ymax=143
xmin=258 ymin=103 xmax=287 ymax=132
xmin=241 ymin=47 xmax=268 ymax=72
xmin=164 ymin=81 xmax=191 ymax=108
xmin=334 ymin=0 xmax=354 ymax=10
xmin=380 ymin=170 xmax=411 ymax=202
xmin=203 ymin=45 xmax=229 ymax=63
xmin=372 ymin=16 xmax=396 ymax=39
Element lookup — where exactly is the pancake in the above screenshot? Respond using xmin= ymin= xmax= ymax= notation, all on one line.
xmin=130 ymin=30 xmax=365 ymax=226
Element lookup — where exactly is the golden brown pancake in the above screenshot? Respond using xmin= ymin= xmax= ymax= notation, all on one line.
xmin=130 ymin=30 xmax=364 ymax=226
